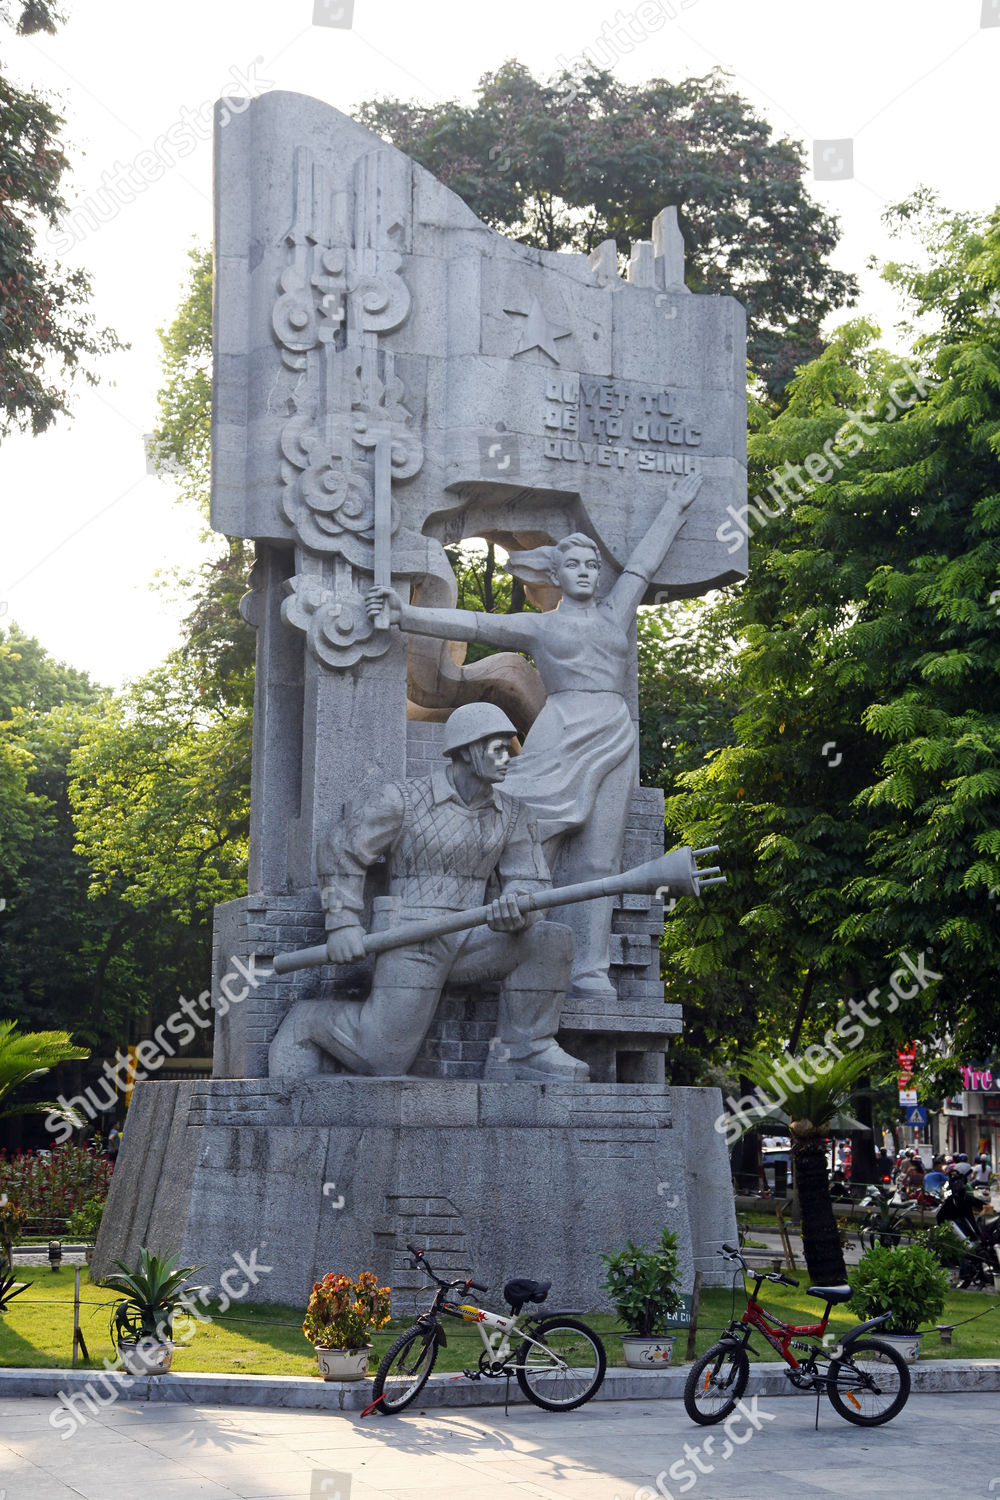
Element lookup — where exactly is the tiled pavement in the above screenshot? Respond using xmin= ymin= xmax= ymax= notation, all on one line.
xmin=0 ymin=1391 xmax=994 ymax=1500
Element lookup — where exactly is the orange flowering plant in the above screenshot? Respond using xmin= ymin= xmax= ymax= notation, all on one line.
xmin=302 ymin=1271 xmax=392 ymax=1350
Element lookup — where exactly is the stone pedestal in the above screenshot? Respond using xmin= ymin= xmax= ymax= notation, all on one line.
xmin=94 ymin=1077 xmax=737 ymax=1314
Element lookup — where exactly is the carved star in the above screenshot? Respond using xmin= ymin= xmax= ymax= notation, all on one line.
xmin=503 ymin=295 xmax=571 ymax=364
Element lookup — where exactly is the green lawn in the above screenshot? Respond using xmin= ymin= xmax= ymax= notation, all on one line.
xmin=1 ymin=1270 xmax=998 ymax=1376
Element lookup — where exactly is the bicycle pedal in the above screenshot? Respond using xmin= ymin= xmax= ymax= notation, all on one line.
xmin=462 ymin=1368 xmax=481 ymax=1380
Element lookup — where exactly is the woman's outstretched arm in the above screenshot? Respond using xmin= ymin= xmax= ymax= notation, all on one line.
xmin=608 ymin=474 xmax=703 ymax=618
xmin=366 ymin=587 xmax=539 ymax=652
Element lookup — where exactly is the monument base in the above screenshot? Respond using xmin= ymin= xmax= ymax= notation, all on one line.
xmin=95 ymin=1078 xmax=736 ymax=1314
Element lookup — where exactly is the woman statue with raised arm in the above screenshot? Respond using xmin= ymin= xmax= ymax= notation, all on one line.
xmin=367 ymin=473 xmax=701 ymax=1001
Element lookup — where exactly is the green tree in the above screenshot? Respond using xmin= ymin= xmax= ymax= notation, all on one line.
xmin=358 ymin=61 xmax=857 ymax=397
xmin=148 ymin=245 xmax=255 ymax=711
xmin=0 ymin=626 xmax=210 ymax=1082
xmin=0 ymin=1018 xmax=88 ymax=1123
xmin=663 ymin=201 xmax=1000 ymax=1084
xmin=738 ymin=1049 xmax=881 ymax=1284
xmin=0 ymin=0 xmax=122 ymax=438
xmin=636 ymin=600 xmax=738 ymax=792
xmin=148 ymin=244 xmax=212 ymax=515
xmin=69 ymin=653 xmax=250 ymax=926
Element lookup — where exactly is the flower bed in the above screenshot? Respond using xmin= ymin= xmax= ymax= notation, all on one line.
xmin=0 ymin=1145 xmax=113 ymax=1225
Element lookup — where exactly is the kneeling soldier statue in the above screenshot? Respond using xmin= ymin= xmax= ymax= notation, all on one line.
xmin=268 ymin=703 xmax=589 ymax=1082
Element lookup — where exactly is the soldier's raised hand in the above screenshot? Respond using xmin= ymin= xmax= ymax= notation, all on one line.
xmin=365 ymin=586 xmax=403 ymax=623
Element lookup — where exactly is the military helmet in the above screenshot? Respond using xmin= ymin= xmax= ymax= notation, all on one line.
xmin=442 ymin=702 xmax=518 ymax=755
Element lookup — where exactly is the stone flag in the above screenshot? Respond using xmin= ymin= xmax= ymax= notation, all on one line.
xmin=213 ymin=91 xmax=746 ymax=684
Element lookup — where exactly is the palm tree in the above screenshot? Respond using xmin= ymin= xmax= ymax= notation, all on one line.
xmin=737 ymin=1048 xmax=882 ymax=1285
xmin=0 ymin=1019 xmax=90 ymax=1126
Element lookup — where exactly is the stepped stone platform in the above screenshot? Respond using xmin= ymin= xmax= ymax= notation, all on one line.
xmin=93 ymin=1077 xmax=735 ymax=1315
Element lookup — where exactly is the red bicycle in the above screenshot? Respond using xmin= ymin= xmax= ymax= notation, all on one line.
xmin=684 ymin=1245 xmax=910 ymax=1428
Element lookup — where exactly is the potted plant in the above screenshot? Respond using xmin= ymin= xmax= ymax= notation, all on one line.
xmin=303 ymin=1271 xmax=392 ymax=1380
xmin=600 ymin=1228 xmax=686 ymax=1368
xmin=846 ymin=1242 xmax=950 ymax=1362
xmin=66 ymin=1197 xmax=105 ymax=1264
xmin=104 ymin=1248 xmax=204 ymax=1375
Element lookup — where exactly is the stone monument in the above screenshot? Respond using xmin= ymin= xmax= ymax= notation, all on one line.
xmin=95 ymin=89 xmax=744 ymax=1311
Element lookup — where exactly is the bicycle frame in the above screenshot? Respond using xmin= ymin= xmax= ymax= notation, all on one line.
xmin=725 ymin=1275 xmax=831 ymax=1373
xmin=402 ymin=1253 xmax=573 ymax=1379
xmin=717 ymin=1248 xmax=890 ymax=1375
xmin=443 ymin=1296 xmax=571 ymax=1374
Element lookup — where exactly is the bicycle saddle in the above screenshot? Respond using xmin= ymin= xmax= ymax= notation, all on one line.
xmin=504 ymin=1277 xmax=551 ymax=1311
xmin=807 ymin=1284 xmax=852 ymax=1303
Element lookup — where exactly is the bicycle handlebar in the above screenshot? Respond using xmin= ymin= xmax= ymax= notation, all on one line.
xmin=406 ymin=1244 xmax=488 ymax=1294
xmin=719 ymin=1243 xmax=799 ymax=1287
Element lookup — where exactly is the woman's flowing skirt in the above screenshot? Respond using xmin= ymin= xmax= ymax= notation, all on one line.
xmin=504 ymin=690 xmax=636 ymax=843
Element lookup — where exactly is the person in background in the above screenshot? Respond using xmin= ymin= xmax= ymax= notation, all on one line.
xmin=900 ymin=1151 xmax=926 ymax=1196
xmin=829 ymin=1167 xmax=851 ymax=1202
xmin=924 ymin=1156 xmax=949 ymax=1198
xmin=972 ymin=1153 xmax=992 ymax=1187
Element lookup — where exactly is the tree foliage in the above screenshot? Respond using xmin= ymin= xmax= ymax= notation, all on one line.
xmin=739 ymin=1049 xmax=882 ymax=1283
xmin=0 ymin=0 xmax=122 ymax=438
xmin=148 ymin=244 xmax=212 ymax=514
xmin=0 ymin=1017 xmax=88 ymax=1122
xmin=0 ymin=627 xmax=216 ymax=1075
xmin=358 ymin=60 xmax=857 ymax=397
xmin=663 ymin=201 xmax=1000 ymax=1082
xmin=69 ymin=653 xmax=250 ymax=924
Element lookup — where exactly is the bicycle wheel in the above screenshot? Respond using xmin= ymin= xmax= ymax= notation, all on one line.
xmin=371 ymin=1325 xmax=438 ymax=1414
xmin=826 ymin=1339 xmax=910 ymax=1427
xmin=683 ymin=1342 xmax=750 ymax=1425
xmin=515 ymin=1317 xmax=607 ymax=1411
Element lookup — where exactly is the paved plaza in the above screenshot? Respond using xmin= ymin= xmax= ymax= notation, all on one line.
xmin=0 ymin=1391 xmax=994 ymax=1500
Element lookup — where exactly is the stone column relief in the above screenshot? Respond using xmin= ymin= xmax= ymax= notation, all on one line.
xmin=272 ymin=147 xmax=422 ymax=670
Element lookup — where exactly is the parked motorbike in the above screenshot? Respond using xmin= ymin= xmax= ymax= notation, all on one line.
xmin=858 ymin=1182 xmax=919 ymax=1250
xmin=935 ymin=1173 xmax=1000 ymax=1288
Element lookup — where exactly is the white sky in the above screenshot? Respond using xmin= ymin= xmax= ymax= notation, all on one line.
xmin=0 ymin=0 xmax=996 ymax=688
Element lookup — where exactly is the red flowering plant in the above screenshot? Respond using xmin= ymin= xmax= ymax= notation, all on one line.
xmin=302 ymin=1271 xmax=392 ymax=1351
xmin=0 ymin=1194 xmax=28 ymax=1269
xmin=0 ymin=1145 xmax=112 ymax=1229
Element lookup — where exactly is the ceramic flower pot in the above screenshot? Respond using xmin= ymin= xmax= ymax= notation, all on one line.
xmin=873 ymin=1331 xmax=923 ymax=1363
xmin=315 ymin=1346 xmax=371 ymax=1381
xmin=118 ymin=1339 xmax=174 ymax=1375
xmin=620 ymin=1335 xmax=677 ymax=1368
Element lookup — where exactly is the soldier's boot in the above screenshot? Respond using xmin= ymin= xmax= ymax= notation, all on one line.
xmin=484 ymin=1035 xmax=589 ymax=1082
